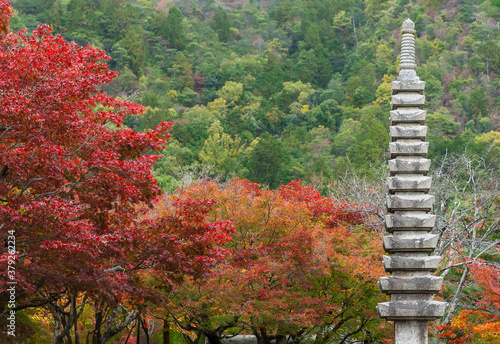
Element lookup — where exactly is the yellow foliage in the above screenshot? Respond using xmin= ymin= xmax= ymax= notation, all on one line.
xmin=167 ymin=89 xmax=178 ymax=103
xmin=207 ymin=98 xmax=228 ymax=117
xmin=244 ymin=138 xmax=260 ymax=158
xmin=475 ymin=130 xmax=500 ymax=156
xmin=242 ymin=101 xmax=261 ymax=118
xmin=266 ymin=107 xmax=285 ymax=123
xmin=476 ymin=130 xmax=500 ymax=145
xmin=207 ymin=120 xmax=224 ymax=135
xmin=230 ymin=27 xmax=240 ymax=36
xmin=374 ymin=74 xmax=396 ymax=106
xmin=199 ymin=128 xmax=243 ymax=175
xmin=217 ymin=81 xmax=243 ymax=106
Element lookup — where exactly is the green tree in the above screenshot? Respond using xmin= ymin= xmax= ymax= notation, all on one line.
xmin=220 ymin=54 xmax=264 ymax=86
xmin=171 ymin=52 xmax=194 ymax=91
xmin=256 ymin=47 xmax=288 ymax=97
xmin=352 ymin=86 xmax=371 ymax=108
xmin=467 ymin=55 xmax=486 ymax=74
xmin=154 ymin=138 xmax=196 ymax=177
xmin=374 ymin=74 xmax=395 ymax=108
xmin=164 ymin=6 xmax=186 ymax=50
xmin=349 ymin=107 xmax=389 ymax=168
xmin=65 ymin=0 xmax=86 ymax=32
xmin=364 ymin=0 xmax=390 ymax=24
xmin=100 ymin=0 xmax=137 ymax=39
xmin=315 ymin=99 xmax=341 ymax=130
xmin=198 ymin=120 xmax=243 ymax=176
xmin=247 ymin=133 xmax=284 ymax=188
xmin=426 ymin=108 xmax=461 ymax=159
xmin=332 ymin=10 xmax=353 ymax=44
xmin=121 ymin=26 xmax=147 ymax=75
xmin=478 ymin=40 xmax=500 ymax=76
xmin=275 ymin=81 xmax=315 ymax=113
xmin=331 ymin=119 xmax=360 ymax=156
xmin=468 ymin=88 xmax=490 ymax=121
xmin=296 ymin=45 xmax=332 ymax=88
xmin=477 ymin=117 xmax=494 ymax=134
xmin=427 ymin=108 xmax=461 ymax=137
xmin=213 ymin=6 xmax=231 ymax=43
xmin=140 ymin=107 xmax=176 ymax=131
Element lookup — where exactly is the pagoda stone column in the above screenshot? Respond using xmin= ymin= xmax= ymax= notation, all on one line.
xmin=376 ymin=18 xmax=446 ymax=343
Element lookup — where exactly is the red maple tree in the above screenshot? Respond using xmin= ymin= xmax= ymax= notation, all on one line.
xmin=0 ymin=1 xmax=232 ymax=342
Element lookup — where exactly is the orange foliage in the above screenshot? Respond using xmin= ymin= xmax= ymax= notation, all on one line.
xmin=439 ymin=263 xmax=500 ymax=343
xmin=154 ymin=178 xmax=389 ymax=342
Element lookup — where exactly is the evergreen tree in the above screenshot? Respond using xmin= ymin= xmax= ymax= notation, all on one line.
xmin=247 ymin=133 xmax=284 ymax=188
xmin=213 ymin=6 xmax=231 ymax=43
xmin=153 ymin=7 xmax=186 ymax=50
xmin=165 ymin=6 xmax=186 ymax=50
xmin=121 ymin=26 xmax=147 ymax=75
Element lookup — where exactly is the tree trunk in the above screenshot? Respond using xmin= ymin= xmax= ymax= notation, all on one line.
xmin=254 ymin=328 xmax=270 ymax=344
xmin=92 ymin=308 xmax=103 ymax=344
xmin=163 ymin=319 xmax=170 ymax=344
xmin=136 ymin=317 xmax=141 ymax=344
xmin=141 ymin=317 xmax=151 ymax=344
xmin=99 ymin=307 xmax=140 ymax=344
xmin=441 ymin=265 xmax=469 ymax=326
xmin=75 ymin=318 xmax=80 ymax=344
xmin=276 ymin=335 xmax=286 ymax=344
xmin=53 ymin=318 xmax=62 ymax=344
xmin=52 ymin=295 xmax=85 ymax=344
xmin=205 ymin=332 xmax=223 ymax=344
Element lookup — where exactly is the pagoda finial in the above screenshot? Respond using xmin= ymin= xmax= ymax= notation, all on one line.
xmin=402 ymin=18 xmax=415 ymax=30
xmin=399 ymin=18 xmax=417 ymax=71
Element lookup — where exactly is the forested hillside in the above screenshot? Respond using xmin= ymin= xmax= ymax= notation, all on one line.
xmin=10 ymin=0 xmax=500 ymax=190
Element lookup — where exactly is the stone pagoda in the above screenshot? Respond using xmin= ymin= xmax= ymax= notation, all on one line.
xmin=376 ymin=18 xmax=446 ymax=343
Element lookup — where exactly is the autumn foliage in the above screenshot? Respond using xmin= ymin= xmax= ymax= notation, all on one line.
xmin=0 ymin=1 xmax=232 ymax=342
xmin=438 ymin=262 xmax=500 ymax=343
xmin=160 ymin=179 xmax=389 ymax=344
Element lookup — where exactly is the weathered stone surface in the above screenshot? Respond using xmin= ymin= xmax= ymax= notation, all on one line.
xmin=392 ymin=80 xmax=425 ymax=94
xmin=398 ymin=63 xmax=418 ymax=71
xmin=222 ymin=336 xmax=257 ymax=344
xmin=387 ymin=175 xmax=432 ymax=193
xmin=387 ymin=194 xmax=434 ymax=212
xmin=390 ymin=108 xmax=427 ymax=125
xmin=389 ymin=141 xmax=429 ymax=158
xmin=378 ymin=301 xmax=446 ymax=320
xmin=395 ymin=321 xmax=428 ymax=344
xmin=389 ymin=157 xmax=431 ymax=175
xmin=391 ymin=93 xmax=425 ymax=109
xmin=390 ymin=125 xmax=427 ymax=141
xmin=383 ymin=256 xmax=441 ymax=272
xmin=379 ymin=275 xmax=443 ymax=294
xmin=402 ymin=18 xmax=416 ymax=30
xmin=385 ymin=213 xmax=436 ymax=231
xmin=398 ymin=68 xmax=419 ymax=82
xmin=383 ymin=234 xmax=439 ymax=253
